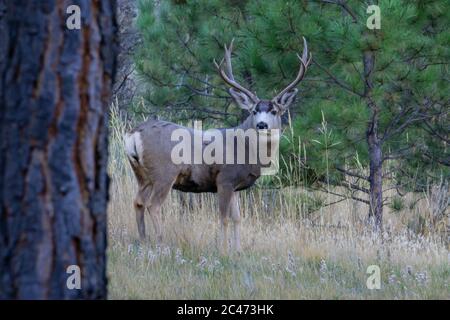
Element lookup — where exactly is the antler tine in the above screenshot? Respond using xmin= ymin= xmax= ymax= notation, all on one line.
xmin=214 ymin=39 xmax=259 ymax=103
xmin=213 ymin=57 xmax=224 ymax=70
xmin=224 ymin=39 xmax=235 ymax=80
xmin=272 ymin=37 xmax=311 ymax=103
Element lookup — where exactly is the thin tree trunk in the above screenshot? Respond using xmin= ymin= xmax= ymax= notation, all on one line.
xmin=367 ymin=111 xmax=383 ymax=228
xmin=363 ymin=45 xmax=383 ymax=229
xmin=0 ymin=0 xmax=117 ymax=299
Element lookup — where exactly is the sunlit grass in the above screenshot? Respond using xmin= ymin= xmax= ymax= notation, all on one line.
xmin=107 ymin=103 xmax=449 ymax=299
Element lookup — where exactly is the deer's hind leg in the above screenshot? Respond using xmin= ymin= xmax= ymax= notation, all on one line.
xmin=134 ymin=184 xmax=152 ymax=240
xmin=230 ymin=192 xmax=242 ymax=253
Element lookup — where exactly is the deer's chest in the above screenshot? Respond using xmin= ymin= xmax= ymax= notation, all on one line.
xmin=172 ymin=165 xmax=261 ymax=193
xmin=233 ymin=166 xmax=261 ymax=191
xmin=173 ymin=166 xmax=219 ymax=193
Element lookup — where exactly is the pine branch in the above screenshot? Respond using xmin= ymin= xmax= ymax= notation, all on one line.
xmin=336 ymin=166 xmax=369 ymax=181
xmin=319 ymin=0 xmax=358 ymax=23
xmin=313 ymin=59 xmax=364 ymax=98
xmin=319 ymin=187 xmax=370 ymax=205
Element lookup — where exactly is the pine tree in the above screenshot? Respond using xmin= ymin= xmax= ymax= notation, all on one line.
xmin=135 ymin=0 xmax=449 ymax=227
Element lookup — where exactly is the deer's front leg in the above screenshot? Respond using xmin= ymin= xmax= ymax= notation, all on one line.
xmin=230 ymin=192 xmax=242 ymax=254
xmin=217 ymin=184 xmax=233 ymax=255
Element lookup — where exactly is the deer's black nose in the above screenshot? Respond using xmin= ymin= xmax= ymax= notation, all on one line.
xmin=256 ymin=122 xmax=268 ymax=129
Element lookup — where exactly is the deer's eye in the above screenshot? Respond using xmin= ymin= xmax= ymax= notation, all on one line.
xmin=252 ymin=110 xmax=257 ymax=115
xmin=271 ymin=110 xmax=277 ymax=115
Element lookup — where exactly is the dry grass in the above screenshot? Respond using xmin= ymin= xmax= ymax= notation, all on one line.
xmin=107 ymin=106 xmax=449 ymax=299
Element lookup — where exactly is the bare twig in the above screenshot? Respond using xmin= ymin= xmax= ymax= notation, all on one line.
xmin=314 ymin=59 xmax=364 ymax=97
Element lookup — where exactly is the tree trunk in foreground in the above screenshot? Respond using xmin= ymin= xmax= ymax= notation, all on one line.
xmin=0 ymin=0 xmax=116 ymax=299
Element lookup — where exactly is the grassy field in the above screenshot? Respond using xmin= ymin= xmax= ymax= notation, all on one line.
xmin=107 ymin=107 xmax=449 ymax=299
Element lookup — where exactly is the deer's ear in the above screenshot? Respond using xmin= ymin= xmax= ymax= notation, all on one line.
xmin=229 ymin=88 xmax=255 ymax=110
xmin=273 ymin=89 xmax=298 ymax=113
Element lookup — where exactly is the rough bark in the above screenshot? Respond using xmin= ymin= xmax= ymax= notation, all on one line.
xmin=0 ymin=0 xmax=117 ymax=299
xmin=366 ymin=106 xmax=383 ymax=228
xmin=113 ymin=0 xmax=140 ymax=109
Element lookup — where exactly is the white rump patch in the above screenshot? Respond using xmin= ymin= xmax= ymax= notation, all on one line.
xmin=124 ymin=132 xmax=144 ymax=163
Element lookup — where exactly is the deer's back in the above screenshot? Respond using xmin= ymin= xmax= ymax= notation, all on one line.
xmin=126 ymin=119 xmax=261 ymax=193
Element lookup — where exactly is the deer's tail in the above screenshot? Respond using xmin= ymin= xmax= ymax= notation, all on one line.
xmin=124 ymin=131 xmax=143 ymax=165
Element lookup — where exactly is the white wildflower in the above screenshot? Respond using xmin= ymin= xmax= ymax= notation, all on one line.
xmin=147 ymin=249 xmax=157 ymax=263
xmin=415 ymin=271 xmax=428 ymax=285
xmin=137 ymin=245 xmax=144 ymax=260
xmin=198 ymin=256 xmax=208 ymax=269
xmin=162 ymin=246 xmax=171 ymax=256
xmin=285 ymin=251 xmax=296 ymax=277
xmin=175 ymin=248 xmax=186 ymax=265
xmin=388 ymin=273 xmax=397 ymax=284
xmin=357 ymin=257 xmax=363 ymax=270
xmin=319 ymin=259 xmax=328 ymax=282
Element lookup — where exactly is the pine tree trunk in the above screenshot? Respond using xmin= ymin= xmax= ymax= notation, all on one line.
xmin=367 ymin=117 xmax=383 ymax=228
xmin=363 ymin=47 xmax=383 ymax=229
xmin=0 ymin=0 xmax=117 ymax=299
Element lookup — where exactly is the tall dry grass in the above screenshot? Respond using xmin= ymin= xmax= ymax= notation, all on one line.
xmin=107 ymin=103 xmax=449 ymax=299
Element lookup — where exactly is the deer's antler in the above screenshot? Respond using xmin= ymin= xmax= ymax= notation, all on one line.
xmin=272 ymin=37 xmax=312 ymax=103
xmin=214 ymin=39 xmax=259 ymax=103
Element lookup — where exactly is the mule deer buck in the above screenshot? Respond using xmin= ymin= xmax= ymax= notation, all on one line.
xmin=124 ymin=38 xmax=311 ymax=253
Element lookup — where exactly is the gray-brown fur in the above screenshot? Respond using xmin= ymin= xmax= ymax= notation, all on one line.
xmin=124 ymin=38 xmax=311 ymax=253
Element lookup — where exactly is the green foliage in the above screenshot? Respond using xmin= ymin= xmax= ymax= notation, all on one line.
xmin=389 ymin=196 xmax=405 ymax=213
xmin=135 ymin=0 xmax=449 ymax=190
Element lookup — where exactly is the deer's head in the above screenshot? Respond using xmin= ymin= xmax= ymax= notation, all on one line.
xmin=215 ymin=38 xmax=312 ymax=130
